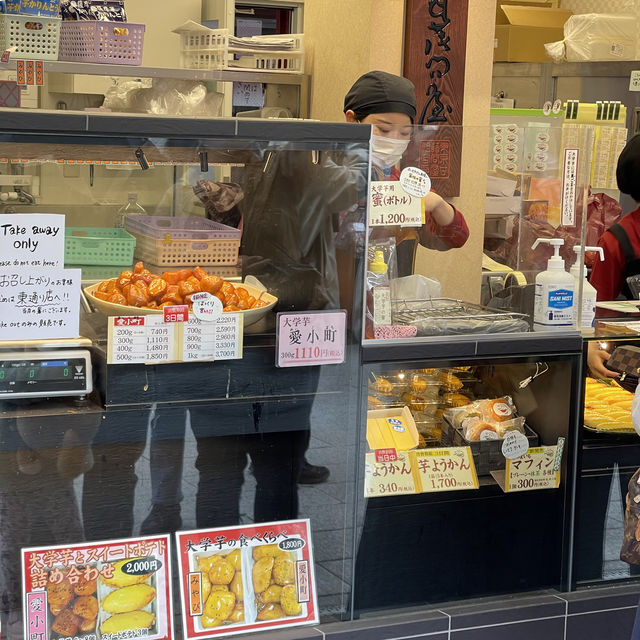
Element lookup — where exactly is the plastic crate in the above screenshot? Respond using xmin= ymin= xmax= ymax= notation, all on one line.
xmin=441 ymin=416 xmax=538 ymax=476
xmin=0 ymin=14 xmax=60 ymax=60
xmin=124 ymin=216 xmax=241 ymax=267
xmin=177 ymin=27 xmax=304 ymax=73
xmin=58 ymin=20 xmax=145 ymax=65
xmin=65 ymin=227 xmax=136 ymax=266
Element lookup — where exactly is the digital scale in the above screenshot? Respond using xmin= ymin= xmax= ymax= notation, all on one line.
xmin=0 ymin=349 xmax=93 ymax=399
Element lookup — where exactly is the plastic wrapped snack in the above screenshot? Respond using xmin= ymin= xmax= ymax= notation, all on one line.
xmin=446 ymin=396 xmax=525 ymax=441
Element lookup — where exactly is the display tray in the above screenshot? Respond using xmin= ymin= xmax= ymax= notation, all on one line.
xmin=582 ymin=424 xmax=636 ymax=435
xmin=84 ymin=281 xmax=277 ymax=326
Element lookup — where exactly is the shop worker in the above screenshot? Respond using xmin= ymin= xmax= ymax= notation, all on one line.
xmin=343 ymin=70 xmax=469 ymax=273
xmin=588 ymin=134 xmax=640 ymax=378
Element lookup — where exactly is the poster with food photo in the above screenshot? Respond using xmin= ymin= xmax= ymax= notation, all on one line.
xmin=176 ymin=519 xmax=318 ymax=639
xmin=22 ymin=535 xmax=173 ymax=640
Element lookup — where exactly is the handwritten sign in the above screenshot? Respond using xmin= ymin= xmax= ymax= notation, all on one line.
xmin=413 ymin=447 xmax=479 ymax=493
xmin=23 ymin=534 xmax=174 ymax=640
xmin=108 ymin=314 xmax=243 ymax=364
xmin=368 ymin=181 xmax=423 ymax=227
xmin=0 ymin=214 xmax=65 ymax=268
xmin=364 ymin=451 xmax=417 ymax=497
xmin=491 ymin=441 xmax=563 ymax=492
xmin=561 ymin=148 xmax=579 ymax=226
xmin=176 ymin=519 xmax=318 ymax=639
xmin=0 ymin=268 xmax=80 ymax=340
xmin=276 ymin=310 xmax=346 ymax=367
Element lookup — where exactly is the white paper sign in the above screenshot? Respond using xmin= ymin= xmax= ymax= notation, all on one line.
xmin=561 ymin=148 xmax=579 ymax=227
xmin=0 ymin=214 xmax=65 ymax=268
xmin=629 ymin=70 xmax=640 ymax=92
xmin=0 ymin=268 xmax=80 ymax=340
xmin=368 ymin=181 xmax=423 ymax=227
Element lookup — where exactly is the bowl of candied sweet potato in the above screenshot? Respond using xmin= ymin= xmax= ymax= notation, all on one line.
xmin=84 ymin=262 xmax=277 ymax=326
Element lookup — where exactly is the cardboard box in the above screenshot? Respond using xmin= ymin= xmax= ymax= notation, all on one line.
xmin=494 ymin=4 xmax=572 ymax=62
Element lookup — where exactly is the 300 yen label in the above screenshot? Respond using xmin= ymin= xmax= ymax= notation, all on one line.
xmin=121 ymin=556 xmax=162 ymax=575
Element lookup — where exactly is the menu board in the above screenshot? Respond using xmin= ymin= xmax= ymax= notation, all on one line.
xmin=176 ymin=520 xmax=318 ymax=639
xmin=107 ymin=315 xmax=243 ymax=365
xmin=22 ymin=535 xmax=173 ymax=640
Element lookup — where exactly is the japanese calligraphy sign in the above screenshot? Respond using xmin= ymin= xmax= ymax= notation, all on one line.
xmin=364 ymin=451 xmax=418 ymax=497
xmin=0 ymin=268 xmax=80 ymax=340
xmin=561 ymin=148 xmax=579 ymax=226
xmin=176 ymin=519 xmax=318 ymax=639
xmin=0 ymin=214 xmax=65 ymax=268
xmin=491 ymin=439 xmax=564 ymax=492
xmin=276 ymin=310 xmax=346 ymax=367
xmin=413 ymin=447 xmax=479 ymax=492
xmin=404 ymin=0 xmax=468 ymax=196
xmin=107 ymin=313 xmax=243 ymax=364
xmin=22 ymin=534 xmax=174 ymax=640
xmin=368 ymin=181 xmax=423 ymax=228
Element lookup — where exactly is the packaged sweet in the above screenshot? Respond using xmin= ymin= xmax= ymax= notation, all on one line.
xmin=445 ymin=396 xmax=525 ymax=441
xmin=60 ymin=0 xmax=126 ymax=20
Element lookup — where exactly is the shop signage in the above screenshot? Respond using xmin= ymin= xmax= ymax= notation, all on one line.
xmin=491 ymin=438 xmax=564 ymax=492
xmin=164 ymin=304 xmax=189 ymax=323
xmin=108 ymin=313 xmax=243 ymax=364
xmin=276 ymin=310 xmax=346 ymax=367
xmin=364 ymin=451 xmax=417 ymax=497
xmin=0 ymin=214 xmax=64 ymax=268
xmin=403 ymin=0 xmax=468 ymax=197
xmin=0 ymin=267 xmax=80 ymax=340
xmin=176 ymin=519 xmax=318 ymax=639
xmin=561 ymin=148 xmax=579 ymax=226
xmin=22 ymin=534 xmax=174 ymax=640
xmin=413 ymin=446 xmax=479 ymax=492
xmin=368 ymin=181 xmax=423 ymax=227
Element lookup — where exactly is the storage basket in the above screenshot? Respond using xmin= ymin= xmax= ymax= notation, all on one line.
xmin=177 ymin=26 xmax=304 ymax=73
xmin=441 ymin=416 xmax=538 ymax=476
xmin=0 ymin=14 xmax=60 ymax=60
xmin=65 ymin=227 xmax=136 ymax=266
xmin=124 ymin=216 xmax=241 ymax=267
xmin=58 ymin=20 xmax=145 ymax=65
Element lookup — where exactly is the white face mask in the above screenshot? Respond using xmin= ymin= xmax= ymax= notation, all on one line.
xmin=371 ymin=134 xmax=410 ymax=170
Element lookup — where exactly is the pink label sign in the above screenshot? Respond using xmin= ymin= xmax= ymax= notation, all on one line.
xmin=26 ymin=591 xmax=47 ymax=639
xmin=276 ymin=310 xmax=347 ymax=367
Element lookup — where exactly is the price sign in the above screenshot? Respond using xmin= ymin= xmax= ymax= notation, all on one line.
xmin=491 ymin=441 xmax=563 ymax=492
xmin=364 ymin=451 xmax=417 ymax=497
xmin=413 ymin=447 xmax=479 ymax=493
xmin=368 ymin=181 xmax=423 ymax=227
xmin=182 ymin=314 xmax=243 ymax=362
xmin=108 ymin=315 xmax=175 ymax=364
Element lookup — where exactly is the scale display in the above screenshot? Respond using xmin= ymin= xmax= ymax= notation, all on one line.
xmin=0 ymin=350 xmax=92 ymax=398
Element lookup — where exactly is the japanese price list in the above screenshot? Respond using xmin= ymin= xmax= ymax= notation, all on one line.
xmin=108 ymin=314 xmax=243 ymax=364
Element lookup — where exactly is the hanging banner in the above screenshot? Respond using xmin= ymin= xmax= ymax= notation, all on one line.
xmin=22 ymin=535 xmax=174 ymax=640
xmin=403 ymin=0 xmax=469 ymax=197
xmin=176 ymin=520 xmax=318 ymax=639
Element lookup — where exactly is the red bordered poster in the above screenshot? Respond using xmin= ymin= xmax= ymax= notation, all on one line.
xmin=22 ymin=535 xmax=173 ymax=640
xmin=176 ymin=519 xmax=318 ymax=638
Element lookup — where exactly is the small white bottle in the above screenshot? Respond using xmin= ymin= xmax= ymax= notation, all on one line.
xmin=570 ymin=245 xmax=604 ymax=330
xmin=532 ymin=238 xmax=575 ymax=331
xmin=115 ymin=192 xmax=146 ymax=229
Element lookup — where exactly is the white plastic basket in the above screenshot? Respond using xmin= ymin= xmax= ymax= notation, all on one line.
xmin=0 ymin=14 xmax=60 ymax=61
xmin=178 ymin=27 xmax=304 ymax=73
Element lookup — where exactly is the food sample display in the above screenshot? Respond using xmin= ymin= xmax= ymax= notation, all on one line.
xmin=47 ymin=570 xmax=98 ymax=637
xmin=584 ymin=377 xmax=634 ymax=432
xmin=444 ymin=396 xmax=525 ymax=441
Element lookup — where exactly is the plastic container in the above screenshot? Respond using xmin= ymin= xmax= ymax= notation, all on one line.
xmin=65 ymin=227 xmax=136 ymax=266
xmin=0 ymin=14 xmax=60 ymax=60
xmin=58 ymin=20 xmax=145 ymax=65
xmin=124 ymin=216 xmax=241 ymax=267
xmin=177 ymin=26 xmax=304 ymax=73
xmin=571 ymin=245 xmax=603 ymax=329
xmin=115 ymin=192 xmax=146 ymax=228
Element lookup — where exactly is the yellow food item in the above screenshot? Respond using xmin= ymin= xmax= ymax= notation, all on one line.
xmin=101 ymin=584 xmax=156 ymax=615
xmin=272 ymin=559 xmax=295 ymax=586
xmin=230 ymin=571 xmax=243 ymax=601
xmin=373 ymin=377 xmax=393 ymax=394
xmin=209 ymin=559 xmax=235 ymax=585
xmin=204 ymin=590 xmax=236 ymax=622
xmin=252 ymin=556 xmax=274 ymax=593
xmin=201 ymin=571 xmax=212 ymax=602
xmin=198 ymin=554 xmax=224 ymax=573
xmin=257 ymin=603 xmax=285 ymax=621
xmin=410 ymin=375 xmax=428 ymax=393
xmin=253 ymin=544 xmax=280 ymax=561
xmin=442 ymin=393 xmax=470 ymax=408
xmin=420 ymin=368 xmax=436 ymax=375
xmin=210 ymin=585 xmax=229 ymax=593
xmin=261 ymin=584 xmax=283 ymax=603
xmin=228 ymin=604 xmax=245 ymax=623
xmin=280 ymin=584 xmax=302 ymax=616
xmin=201 ymin=614 xmax=223 ymax=628
xmin=100 ymin=559 xmax=152 ymax=589
xmin=227 ymin=549 xmax=242 ymax=571
xmin=439 ymin=372 xmax=463 ymax=391
xmin=100 ymin=611 xmax=155 ymax=635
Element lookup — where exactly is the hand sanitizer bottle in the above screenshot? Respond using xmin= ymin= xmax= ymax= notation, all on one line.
xmin=570 ymin=245 xmax=603 ymax=330
xmin=531 ymin=238 xmax=575 ymax=331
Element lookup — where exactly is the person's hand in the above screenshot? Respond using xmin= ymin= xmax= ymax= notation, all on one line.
xmin=424 ymin=192 xmax=454 ymax=227
xmin=587 ymin=342 xmax=619 ymax=379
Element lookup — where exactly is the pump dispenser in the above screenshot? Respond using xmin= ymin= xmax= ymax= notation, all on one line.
xmin=369 ymin=250 xmax=388 ymax=274
xmin=570 ymin=246 xmax=603 ymax=329
xmin=531 ymin=238 xmax=575 ymax=331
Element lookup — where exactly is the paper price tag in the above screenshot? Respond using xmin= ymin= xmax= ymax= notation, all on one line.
xmin=630 ymin=71 xmax=640 ymax=92
xmin=364 ymin=451 xmax=417 ymax=497
xmin=368 ymin=180 xmax=422 ymax=227
xmin=375 ymin=448 xmax=398 ymax=463
xmin=191 ymin=291 xmax=222 ymax=322
xmin=501 ymin=431 xmax=529 ymax=459
xmin=399 ymin=166 xmax=431 ymax=197
xmin=182 ymin=314 xmax=243 ymax=362
xmin=491 ymin=443 xmax=562 ymax=492
xmin=108 ymin=315 xmax=175 ymax=364
xmin=561 ymin=148 xmax=579 ymax=227
xmin=413 ymin=447 xmax=479 ymax=493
